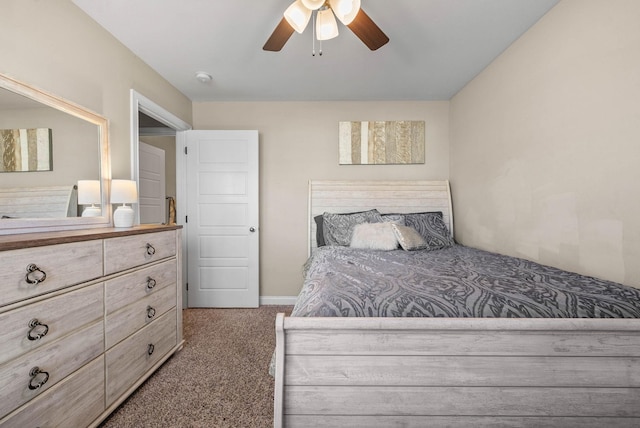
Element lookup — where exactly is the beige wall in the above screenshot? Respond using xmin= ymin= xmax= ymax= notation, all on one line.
xmin=0 ymin=0 xmax=192 ymax=181
xmin=0 ymin=107 xmax=99 ymax=188
xmin=450 ymin=0 xmax=640 ymax=287
xmin=193 ymin=101 xmax=450 ymax=296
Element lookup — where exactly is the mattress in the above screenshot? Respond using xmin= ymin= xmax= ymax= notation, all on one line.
xmin=291 ymin=245 xmax=640 ymax=319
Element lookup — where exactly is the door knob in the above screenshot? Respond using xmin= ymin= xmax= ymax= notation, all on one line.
xmin=249 ymin=227 xmax=256 ymax=232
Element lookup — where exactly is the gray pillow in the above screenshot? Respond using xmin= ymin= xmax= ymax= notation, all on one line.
xmin=314 ymin=215 xmax=326 ymax=246
xmin=322 ymin=209 xmax=383 ymax=246
xmin=404 ymin=212 xmax=454 ymax=250
xmin=380 ymin=213 xmax=405 ymax=225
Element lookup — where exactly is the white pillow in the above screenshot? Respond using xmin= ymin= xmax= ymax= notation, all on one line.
xmin=391 ymin=223 xmax=429 ymax=251
xmin=350 ymin=222 xmax=398 ymax=251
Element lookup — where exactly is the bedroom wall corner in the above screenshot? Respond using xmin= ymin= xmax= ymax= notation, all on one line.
xmin=449 ymin=0 xmax=640 ymax=287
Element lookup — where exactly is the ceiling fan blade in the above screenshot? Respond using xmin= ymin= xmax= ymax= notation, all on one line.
xmin=347 ymin=8 xmax=389 ymax=51
xmin=263 ymin=17 xmax=295 ymax=51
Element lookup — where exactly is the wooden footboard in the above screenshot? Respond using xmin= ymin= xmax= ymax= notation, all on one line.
xmin=273 ymin=314 xmax=640 ymax=427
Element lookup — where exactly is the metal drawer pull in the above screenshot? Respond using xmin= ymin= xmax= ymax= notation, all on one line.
xmin=147 ymin=343 xmax=155 ymax=355
xmin=146 ymin=243 xmax=156 ymax=256
xmin=147 ymin=305 xmax=156 ymax=319
xmin=28 ymin=367 xmax=49 ymax=390
xmin=146 ymin=277 xmax=157 ymax=290
xmin=25 ymin=264 xmax=47 ymax=285
xmin=27 ymin=319 xmax=49 ymax=341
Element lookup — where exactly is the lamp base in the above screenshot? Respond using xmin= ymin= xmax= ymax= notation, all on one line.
xmin=113 ymin=205 xmax=135 ymax=228
xmin=82 ymin=205 xmax=101 ymax=217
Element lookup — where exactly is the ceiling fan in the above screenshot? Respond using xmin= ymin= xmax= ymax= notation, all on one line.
xmin=263 ymin=0 xmax=389 ymax=52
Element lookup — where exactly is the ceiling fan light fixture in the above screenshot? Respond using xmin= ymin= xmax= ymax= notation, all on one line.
xmin=301 ymin=0 xmax=325 ymax=11
xmin=284 ymin=0 xmax=312 ymax=33
xmin=316 ymin=8 xmax=339 ymax=41
xmin=329 ymin=0 xmax=361 ymax=25
xmin=264 ymin=0 xmax=388 ymax=52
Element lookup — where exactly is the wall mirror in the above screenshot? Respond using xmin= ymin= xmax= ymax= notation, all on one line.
xmin=0 ymin=73 xmax=111 ymax=234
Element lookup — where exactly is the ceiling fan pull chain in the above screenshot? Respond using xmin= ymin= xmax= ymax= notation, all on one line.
xmin=312 ymin=11 xmax=316 ymax=56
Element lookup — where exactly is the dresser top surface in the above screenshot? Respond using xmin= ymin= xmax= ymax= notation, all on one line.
xmin=0 ymin=225 xmax=182 ymax=252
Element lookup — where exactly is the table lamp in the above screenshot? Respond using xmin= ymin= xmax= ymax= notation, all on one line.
xmin=77 ymin=180 xmax=101 ymax=217
xmin=111 ymin=179 xmax=138 ymax=227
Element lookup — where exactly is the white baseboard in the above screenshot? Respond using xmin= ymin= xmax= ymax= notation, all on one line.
xmin=260 ymin=296 xmax=298 ymax=306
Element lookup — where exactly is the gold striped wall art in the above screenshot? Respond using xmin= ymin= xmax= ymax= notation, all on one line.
xmin=0 ymin=128 xmax=52 ymax=172
xmin=339 ymin=121 xmax=425 ymax=165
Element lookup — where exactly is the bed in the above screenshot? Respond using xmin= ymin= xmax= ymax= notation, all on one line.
xmin=273 ymin=180 xmax=640 ymax=427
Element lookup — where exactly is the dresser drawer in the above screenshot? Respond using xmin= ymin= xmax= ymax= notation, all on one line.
xmin=106 ymin=308 xmax=177 ymax=405
xmin=0 ymin=320 xmax=103 ymax=417
xmin=104 ymin=230 xmax=176 ymax=275
xmin=0 ymin=240 xmax=103 ymax=307
xmin=105 ymin=283 xmax=176 ymax=348
xmin=0 ymin=283 xmax=103 ymax=366
xmin=105 ymin=258 xmax=176 ymax=314
xmin=0 ymin=356 xmax=105 ymax=428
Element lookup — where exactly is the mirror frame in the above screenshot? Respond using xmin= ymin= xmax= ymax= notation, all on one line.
xmin=0 ymin=73 xmax=111 ymax=234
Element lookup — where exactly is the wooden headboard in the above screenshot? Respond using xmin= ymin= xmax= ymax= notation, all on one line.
xmin=0 ymin=185 xmax=78 ymax=219
xmin=309 ymin=180 xmax=453 ymax=255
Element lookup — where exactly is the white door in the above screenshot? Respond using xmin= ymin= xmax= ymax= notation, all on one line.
xmin=139 ymin=142 xmax=166 ymax=224
xmin=186 ymin=130 xmax=259 ymax=308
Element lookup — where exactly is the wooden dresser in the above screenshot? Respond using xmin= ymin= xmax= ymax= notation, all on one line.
xmin=0 ymin=225 xmax=184 ymax=427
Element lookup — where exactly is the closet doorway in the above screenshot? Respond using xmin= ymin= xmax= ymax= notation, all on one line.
xmin=130 ymin=91 xmax=259 ymax=308
xmin=130 ymin=90 xmax=191 ymax=306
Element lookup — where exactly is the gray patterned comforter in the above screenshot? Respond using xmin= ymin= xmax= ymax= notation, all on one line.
xmin=291 ymin=245 xmax=640 ymax=319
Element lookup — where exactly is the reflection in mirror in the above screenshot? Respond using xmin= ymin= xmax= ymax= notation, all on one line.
xmin=0 ymin=73 xmax=110 ymax=234
xmin=0 ymin=87 xmax=100 ymax=195
xmin=138 ymin=112 xmax=175 ymax=225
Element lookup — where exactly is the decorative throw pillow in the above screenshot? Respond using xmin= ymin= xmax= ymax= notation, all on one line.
xmin=404 ymin=212 xmax=454 ymax=250
xmin=350 ymin=222 xmax=399 ymax=251
xmin=322 ymin=209 xmax=383 ymax=246
xmin=316 ymin=211 xmax=392 ymax=247
xmin=381 ymin=213 xmax=405 ymax=226
xmin=391 ymin=224 xmax=428 ymax=251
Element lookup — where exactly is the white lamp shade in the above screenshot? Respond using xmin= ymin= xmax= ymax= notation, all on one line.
xmin=301 ymin=0 xmax=325 ymax=10
xmin=329 ymin=0 xmax=361 ymax=25
xmin=284 ymin=0 xmax=312 ymax=33
xmin=316 ymin=8 xmax=339 ymax=40
xmin=77 ymin=180 xmax=101 ymax=205
xmin=111 ymin=179 xmax=138 ymax=204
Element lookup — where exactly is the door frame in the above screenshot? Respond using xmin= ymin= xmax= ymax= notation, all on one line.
xmin=130 ymin=90 xmax=192 ymax=306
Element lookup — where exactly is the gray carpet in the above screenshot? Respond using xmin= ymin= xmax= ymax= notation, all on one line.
xmin=100 ymin=306 xmax=293 ymax=428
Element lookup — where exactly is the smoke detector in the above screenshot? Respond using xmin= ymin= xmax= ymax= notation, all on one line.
xmin=195 ymin=71 xmax=213 ymax=83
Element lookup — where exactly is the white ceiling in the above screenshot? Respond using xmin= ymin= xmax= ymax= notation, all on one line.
xmin=72 ymin=0 xmax=559 ymax=102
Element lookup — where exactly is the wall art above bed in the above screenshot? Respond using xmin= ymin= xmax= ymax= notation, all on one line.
xmin=339 ymin=120 xmax=425 ymax=165
xmin=0 ymin=127 xmax=52 ymax=172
